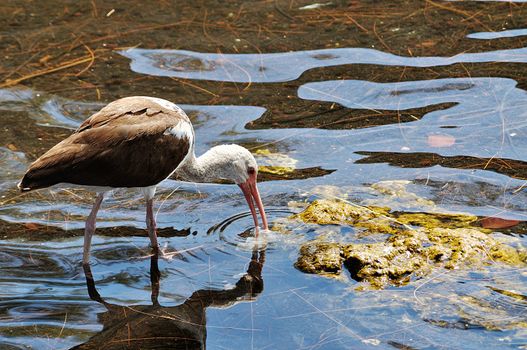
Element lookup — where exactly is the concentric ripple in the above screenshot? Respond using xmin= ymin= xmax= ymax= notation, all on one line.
xmin=207 ymin=208 xmax=292 ymax=246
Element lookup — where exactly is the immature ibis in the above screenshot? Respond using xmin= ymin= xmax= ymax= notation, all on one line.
xmin=18 ymin=96 xmax=268 ymax=264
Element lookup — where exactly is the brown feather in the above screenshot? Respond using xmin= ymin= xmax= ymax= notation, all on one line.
xmin=19 ymin=97 xmax=191 ymax=190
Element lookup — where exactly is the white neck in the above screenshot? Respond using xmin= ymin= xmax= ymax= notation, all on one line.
xmin=175 ymin=148 xmax=225 ymax=183
xmin=174 ymin=144 xmax=254 ymax=184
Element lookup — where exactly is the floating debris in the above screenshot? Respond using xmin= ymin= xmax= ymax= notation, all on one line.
xmin=298 ymin=2 xmax=333 ymax=10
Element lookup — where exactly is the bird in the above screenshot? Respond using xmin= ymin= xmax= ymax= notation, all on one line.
xmin=18 ymin=96 xmax=268 ymax=265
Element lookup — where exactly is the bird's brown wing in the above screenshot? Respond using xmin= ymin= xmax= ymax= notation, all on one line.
xmin=19 ymin=97 xmax=192 ymax=190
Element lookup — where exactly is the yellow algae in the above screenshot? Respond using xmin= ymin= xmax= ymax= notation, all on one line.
xmin=292 ymin=199 xmax=375 ymax=225
xmin=254 ymin=149 xmax=273 ymax=156
xmin=337 ymin=227 xmax=527 ymax=288
xmin=368 ymin=180 xmax=436 ymax=209
xmin=254 ymin=149 xmax=301 ymax=178
xmin=292 ymin=199 xmax=526 ymax=288
xmin=290 ymin=199 xmax=407 ymax=234
xmin=295 ymin=242 xmax=343 ymax=275
xmin=342 ymin=239 xmax=424 ymax=289
xmin=396 ymin=212 xmax=480 ymax=230
xmin=425 ymin=227 xmax=526 ymax=268
xmin=286 ymin=182 xmax=527 ymax=288
xmin=355 ymin=216 xmax=403 ymax=235
xmin=258 ymin=165 xmax=294 ymax=175
xmin=254 ymin=149 xmax=298 ymax=168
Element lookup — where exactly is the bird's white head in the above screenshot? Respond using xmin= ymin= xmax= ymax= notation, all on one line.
xmin=205 ymin=144 xmax=258 ymax=184
xmin=187 ymin=144 xmax=268 ymax=230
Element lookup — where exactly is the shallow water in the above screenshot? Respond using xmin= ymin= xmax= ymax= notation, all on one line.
xmin=1 ymin=1 xmax=527 ymax=349
xmin=121 ymin=47 xmax=527 ymax=83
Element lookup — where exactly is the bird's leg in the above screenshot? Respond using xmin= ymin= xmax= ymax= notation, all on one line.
xmin=83 ymin=193 xmax=105 ymax=265
xmin=146 ymin=198 xmax=159 ymax=253
xmin=83 ymin=263 xmax=104 ymax=303
xmin=150 ymin=253 xmax=161 ymax=306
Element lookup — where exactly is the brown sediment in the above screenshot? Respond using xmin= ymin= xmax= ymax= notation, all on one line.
xmin=0 ymin=219 xmax=191 ymax=241
xmin=356 ymin=151 xmax=527 ymax=180
xmin=258 ymin=166 xmax=335 ymax=181
xmin=0 ymin=111 xmax=72 ymax=161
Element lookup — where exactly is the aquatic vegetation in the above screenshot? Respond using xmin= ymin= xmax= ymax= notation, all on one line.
xmin=258 ymin=165 xmax=294 ymax=175
xmin=292 ymin=199 xmax=375 ymax=225
xmin=291 ymin=198 xmax=403 ymax=235
xmin=292 ymin=183 xmax=527 ymax=288
xmin=396 ymin=212 xmax=480 ymax=230
xmin=295 ymin=242 xmax=342 ymax=275
xmin=254 ymin=149 xmax=297 ymax=175
xmin=366 ymin=180 xmax=435 ymax=210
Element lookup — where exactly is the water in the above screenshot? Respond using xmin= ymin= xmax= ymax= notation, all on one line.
xmin=1 ymin=1 xmax=527 ymax=349
xmin=121 ymin=47 xmax=527 ymax=83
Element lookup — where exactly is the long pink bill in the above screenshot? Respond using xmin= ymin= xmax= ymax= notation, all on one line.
xmin=238 ymin=176 xmax=268 ymax=230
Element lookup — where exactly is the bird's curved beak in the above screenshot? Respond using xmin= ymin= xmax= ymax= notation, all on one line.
xmin=238 ymin=173 xmax=268 ymax=230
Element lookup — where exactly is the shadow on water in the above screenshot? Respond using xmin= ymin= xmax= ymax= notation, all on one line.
xmin=73 ymin=245 xmax=265 ymax=350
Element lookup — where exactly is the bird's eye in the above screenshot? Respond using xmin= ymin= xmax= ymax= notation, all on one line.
xmin=248 ymin=167 xmax=256 ymax=175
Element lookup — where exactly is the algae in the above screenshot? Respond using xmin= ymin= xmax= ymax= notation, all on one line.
xmin=295 ymin=242 xmax=343 ymax=275
xmin=342 ymin=236 xmax=425 ymax=288
xmin=367 ymin=180 xmax=435 ymax=210
xmin=255 ymin=149 xmax=335 ymax=180
xmin=291 ymin=199 xmax=404 ymax=234
xmin=254 ymin=149 xmax=298 ymax=169
xmin=292 ymin=199 xmax=375 ymax=225
xmin=258 ymin=165 xmax=294 ymax=175
xmin=291 ymin=192 xmax=526 ymax=288
xmin=396 ymin=212 xmax=480 ymax=230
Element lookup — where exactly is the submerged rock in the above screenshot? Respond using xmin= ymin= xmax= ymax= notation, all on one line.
xmin=425 ymin=227 xmax=526 ymax=268
xmin=292 ymin=199 xmax=374 ymax=225
xmin=295 ymin=242 xmax=343 ymax=275
xmin=342 ymin=233 xmax=425 ymax=288
xmin=396 ymin=212 xmax=480 ymax=230
xmin=343 ymin=227 xmax=525 ymax=288
xmin=291 ymin=199 xmax=404 ymax=234
xmin=292 ymin=198 xmax=527 ymax=288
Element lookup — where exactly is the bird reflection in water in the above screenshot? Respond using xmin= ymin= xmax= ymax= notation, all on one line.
xmin=72 ymin=244 xmax=265 ymax=350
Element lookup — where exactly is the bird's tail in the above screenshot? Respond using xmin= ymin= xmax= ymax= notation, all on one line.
xmin=17 ymin=175 xmax=33 ymax=192
xmin=17 ymin=168 xmax=52 ymax=192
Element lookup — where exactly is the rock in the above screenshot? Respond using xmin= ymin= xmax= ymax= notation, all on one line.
xmin=291 ymin=199 xmax=527 ymax=288
xmin=295 ymin=242 xmax=343 ymax=275
xmin=291 ymin=199 xmax=404 ymax=234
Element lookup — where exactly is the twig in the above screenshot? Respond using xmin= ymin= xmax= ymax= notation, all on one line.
xmin=75 ymin=44 xmax=96 ymax=77
xmin=169 ymin=77 xmax=219 ymax=97
xmin=0 ymin=56 xmax=92 ymax=88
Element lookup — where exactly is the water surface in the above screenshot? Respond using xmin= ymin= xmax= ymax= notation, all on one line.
xmin=1 ymin=1 xmax=527 ymax=349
